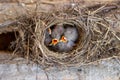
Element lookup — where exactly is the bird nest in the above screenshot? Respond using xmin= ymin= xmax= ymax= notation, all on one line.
xmin=11 ymin=2 xmax=120 ymax=67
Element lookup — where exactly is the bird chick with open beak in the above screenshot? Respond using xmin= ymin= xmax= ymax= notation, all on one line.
xmin=56 ymin=26 xmax=78 ymax=52
xmin=51 ymin=24 xmax=65 ymax=40
xmin=64 ymin=27 xmax=78 ymax=42
xmin=50 ymin=24 xmax=65 ymax=46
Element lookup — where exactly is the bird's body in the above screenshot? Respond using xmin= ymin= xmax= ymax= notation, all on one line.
xmin=64 ymin=27 xmax=78 ymax=42
xmin=44 ymin=29 xmax=52 ymax=46
xmin=56 ymin=26 xmax=78 ymax=52
xmin=57 ymin=41 xmax=75 ymax=52
xmin=51 ymin=24 xmax=65 ymax=40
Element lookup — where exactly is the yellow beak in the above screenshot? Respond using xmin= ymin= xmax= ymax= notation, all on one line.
xmin=50 ymin=39 xmax=59 ymax=46
xmin=60 ymin=36 xmax=67 ymax=43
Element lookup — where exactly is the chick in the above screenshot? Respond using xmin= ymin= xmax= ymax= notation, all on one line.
xmin=51 ymin=24 xmax=65 ymax=40
xmin=64 ymin=27 xmax=78 ymax=42
xmin=57 ymin=27 xmax=78 ymax=52
xmin=49 ymin=24 xmax=65 ymax=46
xmin=44 ymin=28 xmax=52 ymax=46
xmin=57 ymin=41 xmax=75 ymax=52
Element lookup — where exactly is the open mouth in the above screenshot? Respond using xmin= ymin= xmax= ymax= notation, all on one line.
xmin=50 ymin=38 xmax=59 ymax=46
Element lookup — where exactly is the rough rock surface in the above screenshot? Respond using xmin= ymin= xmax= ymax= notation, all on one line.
xmin=0 ymin=53 xmax=120 ymax=80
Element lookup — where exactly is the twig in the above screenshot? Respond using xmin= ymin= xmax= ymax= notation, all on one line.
xmin=0 ymin=20 xmax=17 ymax=28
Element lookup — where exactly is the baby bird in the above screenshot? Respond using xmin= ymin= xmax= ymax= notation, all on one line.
xmin=44 ymin=28 xmax=59 ymax=46
xmin=57 ymin=41 xmax=75 ymax=52
xmin=44 ymin=28 xmax=52 ymax=46
xmin=56 ymin=26 xmax=78 ymax=52
xmin=51 ymin=23 xmax=65 ymax=40
xmin=64 ymin=27 xmax=78 ymax=42
xmin=49 ymin=24 xmax=65 ymax=46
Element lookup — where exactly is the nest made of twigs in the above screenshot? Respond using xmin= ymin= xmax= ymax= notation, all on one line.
xmin=11 ymin=2 xmax=120 ymax=67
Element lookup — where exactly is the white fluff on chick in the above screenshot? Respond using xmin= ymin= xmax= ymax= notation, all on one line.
xmin=51 ymin=24 xmax=65 ymax=40
xmin=57 ymin=41 xmax=75 ymax=52
xmin=64 ymin=27 xmax=78 ymax=42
